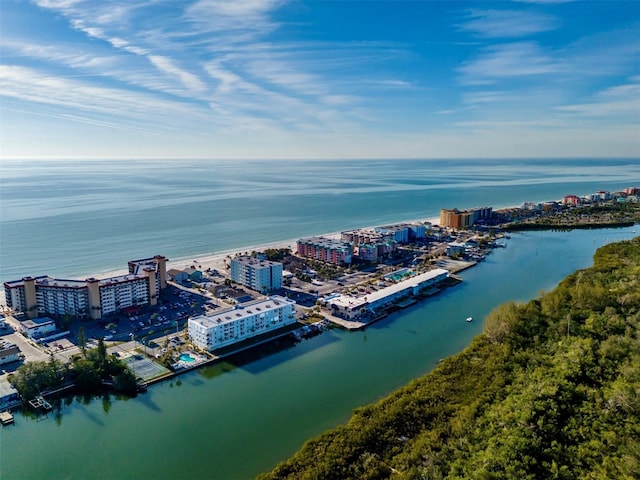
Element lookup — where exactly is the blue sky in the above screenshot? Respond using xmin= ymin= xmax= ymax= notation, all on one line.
xmin=1 ymin=0 xmax=639 ymax=159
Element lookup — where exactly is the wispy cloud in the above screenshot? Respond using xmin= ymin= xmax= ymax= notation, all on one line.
xmin=0 ymin=65 xmax=209 ymax=128
xmin=556 ymin=77 xmax=640 ymax=120
xmin=458 ymin=42 xmax=560 ymax=84
xmin=183 ymin=0 xmax=285 ymax=41
xmin=458 ymin=9 xmax=559 ymax=38
xmin=3 ymin=0 xmax=636 ymax=159
xmin=33 ymin=0 xmax=82 ymax=9
xmin=148 ymin=55 xmax=207 ymax=92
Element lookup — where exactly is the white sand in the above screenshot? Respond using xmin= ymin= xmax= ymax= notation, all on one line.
xmin=163 ymin=215 xmax=441 ymax=274
xmin=0 ymin=216 xmax=441 ymax=308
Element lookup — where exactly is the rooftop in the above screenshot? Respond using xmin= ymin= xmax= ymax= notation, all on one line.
xmin=298 ymin=236 xmax=353 ymax=249
xmin=232 ymin=256 xmax=282 ymax=268
xmin=189 ymin=295 xmax=295 ymax=328
xmin=21 ymin=317 xmax=55 ymax=328
xmin=329 ymin=269 xmax=449 ymax=309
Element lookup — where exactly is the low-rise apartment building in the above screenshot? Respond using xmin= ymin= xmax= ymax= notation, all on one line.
xmin=188 ymin=295 xmax=296 ymax=351
xmin=19 ymin=317 xmax=56 ymax=339
xmin=0 ymin=340 xmax=21 ymax=365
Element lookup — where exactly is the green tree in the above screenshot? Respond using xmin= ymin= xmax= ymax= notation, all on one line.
xmin=77 ymin=326 xmax=87 ymax=355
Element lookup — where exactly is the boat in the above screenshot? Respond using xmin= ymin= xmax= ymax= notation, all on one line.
xmin=0 ymin=411 xmax=14 ymax=426
xmin=466 ymin=316 xmax=473 ymax=322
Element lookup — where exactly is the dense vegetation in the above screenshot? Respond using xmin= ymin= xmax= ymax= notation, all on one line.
xmin=504 ymin=202 xmax=640 ymax=231
xmin=259 ymin=237 xmax=640 ymax=480
xmin=8 ymin=339 xmax=138 ymax=401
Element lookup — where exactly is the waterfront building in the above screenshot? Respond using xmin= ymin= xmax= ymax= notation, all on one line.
xmin=563 ymin=195 xmax=582 ymax=205
xmin=188 ymin=295 xmax=296 ymax=351
xmin=440 ymin=207 xmax=493 ymax=230
xmin=471 ymin=206 xmax=493 ymax=224
xmin=183 ymin=268 xmax=203 ymax=282
xmin=522 ymin=202 xmax=542 ymax=211
xmin=0 ymin=380 xmax=21 ymax=411
xmin=4 ymin=255 xmax=168 ymax=320
xmin=375 ymin=225 xmax=410 ymax=243
xmin=440 ymin=209 xmax=474 ymax=229
xmin=167 ymin=269 xmax=188 ymax=284
xmin=341 ymin=228 xmax=395 ymax=245
xmin=97 ymin=274 xmax=155 ymax=316
xmin=297 ymin=237 xmax=353 ymax=265
xmin=356 ymin=244 xmax=379 ymax=262
xmin=19 ymin=317 xmax=56 ymax=339
xmin=326 ymin=269 xmax=449 ymax=320
xmin=0 ymin=340 xmax=21 ymax=365
xmin=341 ymin=228 xmax=398 ymax=259
xmin=446 ymin=242 xmax=466 ymax=256
xmin=230 ymin=256 xmax=282 ymax=293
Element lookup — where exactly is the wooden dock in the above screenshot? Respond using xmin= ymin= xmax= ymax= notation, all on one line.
xmin=28 ymin=396 xmax=52 ymax=411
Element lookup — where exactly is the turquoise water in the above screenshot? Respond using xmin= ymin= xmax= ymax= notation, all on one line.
xmin=1 ymin=158 xmax=638 ymax=283
xmin=385 ymin=268 xmax=414 ymax=281
xmin=1 ymin=226 xmax=637 ymax=480
xmin=0 ymin=158 xmax=638 ymax=479
xmin=179 ymin=353 xmax=195 ymax=363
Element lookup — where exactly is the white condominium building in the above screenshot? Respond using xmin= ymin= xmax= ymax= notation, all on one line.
xmin=230 ymin=256 xmax=283 ymax=292
xmin=188 ymin=295 xmax=296 ymax=351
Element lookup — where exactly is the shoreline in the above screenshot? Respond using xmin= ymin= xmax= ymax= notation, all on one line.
xmin=0 ymin=216 xmax=439 ymax=307
xmin=4 ymin=190 xmax=601 ymax=289
xmin=3 ymin=214 xmax=442 ymax=291
xmin=164 ymin=215 xmax=442 ymax=276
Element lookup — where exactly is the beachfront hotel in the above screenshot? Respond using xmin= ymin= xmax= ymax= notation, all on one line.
xmin=439 ymin=207 xmax=493 ymax=229
xmin=325 ymin=268 xmax=449 ymax=320
xmin=230 ymin=256 xmax=283 ymax=292
xmin=188 ymin=295 xmax=296 ymax=351
xmin=3 ymin=255 xmax=168 ymax=320
xmin=297 ymin=237 xmax=353 ymax=265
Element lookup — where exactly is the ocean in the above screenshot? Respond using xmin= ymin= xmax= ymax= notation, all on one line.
xmin=1 ymin=157 xmax=639 ymax=479
xmin=1 ymin=157 xmax=638 ymax=284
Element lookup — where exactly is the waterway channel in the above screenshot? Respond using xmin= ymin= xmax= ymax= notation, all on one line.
xmin=1 ymin=226 xmax=637 ymax=480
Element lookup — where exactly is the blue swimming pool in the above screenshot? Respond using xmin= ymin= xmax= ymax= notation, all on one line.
xmin=179 ymin=353 xmax=195 ymax=363
xmin=384 ymin=268 xmax=414 ymax=282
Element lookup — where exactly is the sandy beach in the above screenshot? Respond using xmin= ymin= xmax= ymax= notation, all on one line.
xmin=160 ymin=215 xmax=442 ymax=276
xmin=1 ymin=215 xmax=441 ymax=308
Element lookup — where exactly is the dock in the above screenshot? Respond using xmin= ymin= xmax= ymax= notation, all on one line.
xmin=28 ymin=396 xmax=52 ymax=411
xmin=0 ymin=411 xmax=14 ymax=425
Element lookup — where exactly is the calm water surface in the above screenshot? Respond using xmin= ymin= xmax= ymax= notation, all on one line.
xmin=1 ymin=158 xmax=637 ymax=282
xmin=1 ymin=226 xmax=637 ymax=480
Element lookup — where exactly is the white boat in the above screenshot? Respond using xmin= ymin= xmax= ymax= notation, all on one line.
xmin=466 ymin=316 xmax=473 ymax=322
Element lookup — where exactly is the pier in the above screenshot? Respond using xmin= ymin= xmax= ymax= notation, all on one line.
xmin=28 ymin=396 xmax=52 ymax=411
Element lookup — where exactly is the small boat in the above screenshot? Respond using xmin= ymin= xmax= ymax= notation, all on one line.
xmin=466 ymin=316 xmax=473 ymax=322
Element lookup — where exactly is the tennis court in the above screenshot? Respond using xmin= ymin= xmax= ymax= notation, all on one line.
xmin=124 ymin=354 xmax=171 ymax=382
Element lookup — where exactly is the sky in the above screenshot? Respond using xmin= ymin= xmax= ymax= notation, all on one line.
xmin=1 ymin=0 xmax=639 ymax=160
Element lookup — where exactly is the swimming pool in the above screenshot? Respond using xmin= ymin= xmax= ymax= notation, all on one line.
xmin=179 ymin=353 xmax=195 ymax=363
xmin=384 ymin=268 xmax=414 ymax=282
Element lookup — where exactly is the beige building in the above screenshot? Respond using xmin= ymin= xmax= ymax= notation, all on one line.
xmin=4 ymin=255 xmax=168 ymax=320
